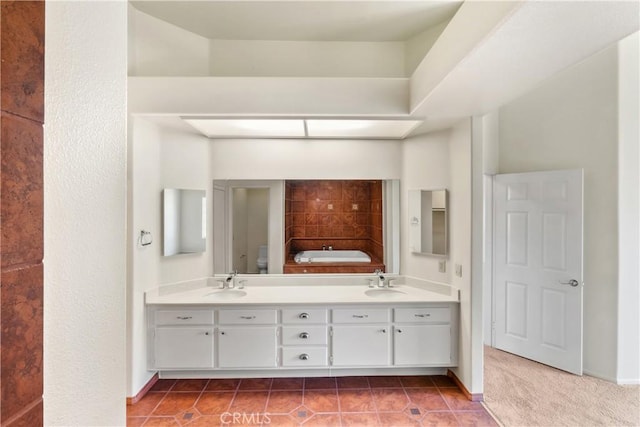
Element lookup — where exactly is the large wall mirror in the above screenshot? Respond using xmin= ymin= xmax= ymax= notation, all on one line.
xmin=213 ymin=180 xmax=400 ymax=275
xmin=163 ymin=188 xmax=206 ymax=256
xmin=409 ymin=189 xmax=448 ymax=256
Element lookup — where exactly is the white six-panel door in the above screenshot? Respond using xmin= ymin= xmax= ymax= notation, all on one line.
xmin=493 ymin=170 xmax=583 ymax=375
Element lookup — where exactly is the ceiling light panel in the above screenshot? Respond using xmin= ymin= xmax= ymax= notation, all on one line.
xmin=184 ymin=118 xmax=306 ymax=138
xmin=306 ymin=119 xmax=422 ymax=139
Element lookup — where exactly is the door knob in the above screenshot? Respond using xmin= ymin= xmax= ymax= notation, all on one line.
xmin=560 ymin=279 xmax=579 ymax=287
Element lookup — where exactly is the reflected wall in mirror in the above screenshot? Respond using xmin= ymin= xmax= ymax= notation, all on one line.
xmin=232 ymin=187 xmax=269 ymax=274
xmin=409 ymin=189 xmax=447 ymax=256
xmin=163 ymin=188 xmax=206 ymax=256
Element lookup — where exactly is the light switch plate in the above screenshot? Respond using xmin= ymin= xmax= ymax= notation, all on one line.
xmin=455 ymin=264 xmax=462 ymax=277
xmin=438 ymin=260 xmax=446 ymax=273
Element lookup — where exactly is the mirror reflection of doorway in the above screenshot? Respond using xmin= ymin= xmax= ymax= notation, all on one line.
xmin=232 ymin=188 xmax=269 ymax=274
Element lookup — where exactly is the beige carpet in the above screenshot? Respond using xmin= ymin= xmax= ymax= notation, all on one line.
xmin=483 ymin=345 xmax=640 ymax=427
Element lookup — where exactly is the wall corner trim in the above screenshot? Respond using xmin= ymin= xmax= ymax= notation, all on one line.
xmin=447 ymin=369 xmax=483 ymax=402
xmin=127 ymin=373 xmax=159 ymax=405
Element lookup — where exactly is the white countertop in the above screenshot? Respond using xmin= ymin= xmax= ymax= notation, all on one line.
xmin=145 ymin=276 xmax=460 ymax=305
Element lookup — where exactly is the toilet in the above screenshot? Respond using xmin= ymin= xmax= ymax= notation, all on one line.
xmin=256 ymin=245 xmax=268 ymax=274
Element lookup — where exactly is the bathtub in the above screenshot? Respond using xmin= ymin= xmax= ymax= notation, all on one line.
xmin=294 ymin=250 xmax=371 ymax=264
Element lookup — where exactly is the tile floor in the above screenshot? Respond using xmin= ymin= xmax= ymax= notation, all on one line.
xmin=127 ymin=375 xmax=499 ymax=426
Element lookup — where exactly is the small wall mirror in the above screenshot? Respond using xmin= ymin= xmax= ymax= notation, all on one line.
xmin=409 ymin=189 xmax=447 ymax=256
xmin=163 ymin=188 xmax=206 ymax=256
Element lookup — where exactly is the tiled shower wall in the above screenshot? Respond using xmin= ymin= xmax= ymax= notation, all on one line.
xmin=0 ymin=1 xmax=45 ymax=425
xmin=284 ymin=180 xmax=384 ymax=261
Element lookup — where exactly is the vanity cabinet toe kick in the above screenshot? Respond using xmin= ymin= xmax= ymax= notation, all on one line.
xmin=147 ymin=304 xmax=458 ymax=376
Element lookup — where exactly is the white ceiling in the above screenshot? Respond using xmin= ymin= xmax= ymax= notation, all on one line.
xmin=130 ymin=0 xmax=462 ymax=42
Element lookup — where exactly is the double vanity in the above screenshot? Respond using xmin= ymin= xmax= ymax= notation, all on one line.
xmin=146 ymin=275 xmax=460 ymax=379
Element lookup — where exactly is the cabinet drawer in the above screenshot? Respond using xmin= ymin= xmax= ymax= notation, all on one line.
xmin=155 ymin=310 xmax=214 ymax=326
xmin=281 ymin=308 xmax=327 ymax=324
xmin=282 ymin=326 xmax=328 ymax=345
xmin=394 ymin=307 xmax=450 ymax=323
xmin=332 ymin=308 xmax=389 ymax=323
xmin=218 ymin=309 xmax=277 ymax=324
xmin=281 ymin=347 xmax=328 ymax=367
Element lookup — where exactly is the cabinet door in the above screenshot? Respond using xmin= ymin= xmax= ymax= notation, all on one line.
xmin=218 ymin=326 xmax=278 ymax=368
xmin=331 ymin=325 xmax=390 ymax=366
xmin=394 ymin=325 xmax=451 ymax=365
xmin=154 ymin=327 xmax=214 ymax=369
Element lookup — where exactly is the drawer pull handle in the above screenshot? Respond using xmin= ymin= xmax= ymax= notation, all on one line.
xmin=299 ymin=332 xmax=310 ymax=339
xmin=352 ymin=314 xmax=369 ymax=319
xmin=176 ymin=316 xmax=192 ymax=320
xmin=299 ymin=313 xmax=310 ymax=319
xmin=299 ymin=353 xmax=310 ymax=360
xmin=240 ymin=316 xmax=256 ymax=320
xmin=414 ymin=314 xmax=431 ymax=318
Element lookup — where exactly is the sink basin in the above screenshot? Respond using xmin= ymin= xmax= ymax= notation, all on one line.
xmin=204 ymin=289 xmax=247 ymax=299
xmin=365 ymin=288 xmax=407 ymax=298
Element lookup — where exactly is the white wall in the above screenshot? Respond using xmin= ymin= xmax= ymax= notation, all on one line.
xmin=498 ymin=43 xmax=620 ymax=381
xmin=210 ymin=39 xmax=404 ymax=78
xmin=447 ymin=120 xmax=475 ymax=393
xmin=128 ymin=117 xmax=161 ymax=398
xmin=210 ymin=138 xmax=402 ymax=180
xmin=127 ymin=118 xmax=213 ymax=397
xmin=401 ymin=131 xmax=451 ymax=281
xmin=45 ymin=2 xmax=127 ymax=425
xmin=128 ymin=5 xmax=210 ymax=76
xmin=616 ymin=32 xmax=640 ymax=384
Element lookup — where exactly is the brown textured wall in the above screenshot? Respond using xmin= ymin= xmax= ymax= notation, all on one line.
xmin=0 ymin=1 xmax=45 ymax=425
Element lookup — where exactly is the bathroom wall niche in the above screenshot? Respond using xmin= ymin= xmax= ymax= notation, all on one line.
xmin=163 ymin=188 xmax=206 ymax=256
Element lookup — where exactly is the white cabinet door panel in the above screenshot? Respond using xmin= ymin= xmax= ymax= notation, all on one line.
xmin=394 ymin=325 xmax=450 ymax=365
xmin=332 ymin=325 xmax=390 ymax=366
xmin=154 ymin=327 xmax=214 ymax=369
xmin=218 ymin=326 xmax=278 ymax=368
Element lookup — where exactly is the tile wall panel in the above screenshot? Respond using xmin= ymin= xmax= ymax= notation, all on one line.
xmin=0 ymin=1 xmax=45 ymax=122
xmin=0 ymin=1 xmax=45 ymax=425
xmin=0 ymin=265 xmax=43 ymax=422
xmin=0 ymin=112 xmax=43 ymax=268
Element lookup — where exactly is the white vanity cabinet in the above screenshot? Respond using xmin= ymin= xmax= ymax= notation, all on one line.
xmin=147 ymin=302 xmax=458 ymax=374
xmin=331 ymin=308 xmax=391 ymax=367
xmin=151 ymin=309 xmax=215 ymax=369
xmin=393 ymin=307 xmax=453 ymax=366
xmin=217 ymin=309 xmax=278 ymax=368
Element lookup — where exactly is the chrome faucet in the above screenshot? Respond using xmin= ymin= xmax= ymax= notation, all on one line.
xmin=226 ymin=270 xmax=238 ymax=288
xmin=374 ymin=269 xmax=386 ymax=287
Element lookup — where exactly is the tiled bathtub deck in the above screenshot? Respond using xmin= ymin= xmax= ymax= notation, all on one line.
xmin=127 ymin=375 xmax=499 ymax=426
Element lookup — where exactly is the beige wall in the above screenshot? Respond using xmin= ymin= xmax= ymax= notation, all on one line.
xmin=498 ymin=43 xmax=619 ymax=381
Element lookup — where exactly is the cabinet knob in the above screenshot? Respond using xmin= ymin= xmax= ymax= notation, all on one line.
xmin=299 ymin=353 xmax=310 ymax=360
xmin=299 ymin=313 xmax=310 ymax=319
xmin=205 ymin=331 xmax=210 ymax=336
xmin=220 ymin=331 xmax=226 ymax=335
xmin=397 ymin=329 xmax=403 ymax=333
xmin=381 ymin=328 xmax=387 ymax=333
xmin=299 ymin=332 xmax=310 ymax=339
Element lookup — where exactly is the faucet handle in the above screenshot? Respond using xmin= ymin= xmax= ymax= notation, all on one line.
xmin=237 ymin=280 xmax=247 ymax=289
